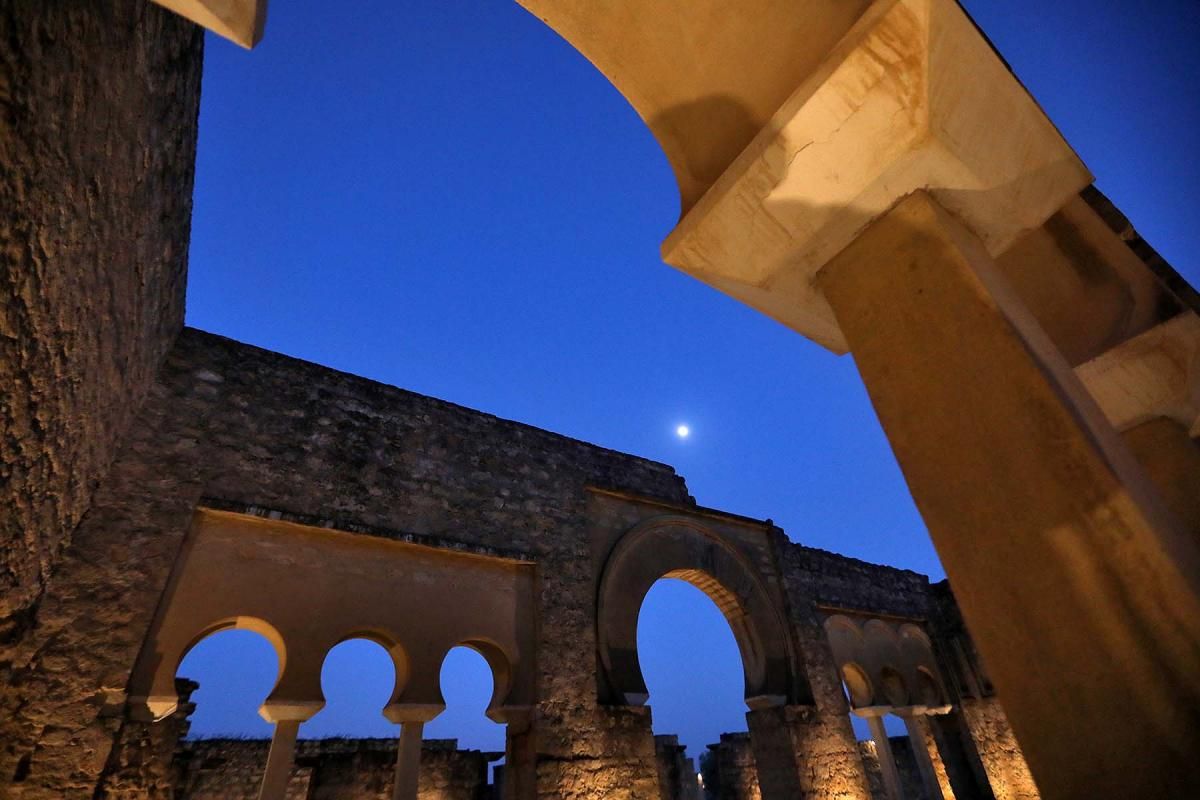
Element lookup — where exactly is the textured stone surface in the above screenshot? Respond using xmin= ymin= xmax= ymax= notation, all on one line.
xmin=857 ymin=737 xmax=928 ymax=800
xmin=0 ymin=0 xmax=201 ymax=630
xmin=1 ymin=326 xmax=1035 ymax=799
xmin=171 ymin=737 xmax=493 ymax=799
xmin=959 ymin=699 xmax=1039 ymax=800
xmin=2 ymin=328 xmax=687 ymax=797
xmin=787 ymin=545 xmax=933 ymax=620
xmin=654 ymin=734 xmax=700 ymax=800
xmin=702 ymin=733 xmax=761 ymax=800
xmin=96 ymin=679 xmax=198 ymax=799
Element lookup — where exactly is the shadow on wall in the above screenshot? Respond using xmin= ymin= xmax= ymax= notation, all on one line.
xmin=650 ymin=94 xmax=762 ymax=217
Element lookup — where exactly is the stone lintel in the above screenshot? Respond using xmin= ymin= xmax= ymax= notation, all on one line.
xmin=661 ymin=0 xmax=1090 ymax=353
xmin=1076 ymin=312 xmax=1200 ymax=435
xmin=151 ymin=0 xmax=268 ymax=49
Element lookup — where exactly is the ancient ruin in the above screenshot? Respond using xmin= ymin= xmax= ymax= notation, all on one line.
xmin=2 ymin=1 xmax=1198 ymax=799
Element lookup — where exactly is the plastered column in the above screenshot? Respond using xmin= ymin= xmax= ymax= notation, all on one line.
xmin=818 ymin=191 xmax=1200 ymax=799
xmin=863 ymin=715 xmax=903 ymax=800
xmin=391 ymin=721 xmax=425 ymax=800
xmin=383 ymin=703 xmax=445 ymax=800
xmin=257 ymin=719 xmax=301 ymax=800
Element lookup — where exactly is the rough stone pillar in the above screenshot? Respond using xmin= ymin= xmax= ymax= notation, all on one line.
xmin=706 ymin=734 xmax=761 ymax=800
xmin=532 ymin=701 xmax=661 ymax=799
xmin=897 ymin=711 xmax=949 ymax=800
xmin=0 ymin=0 xmax=205 ymax=794
xmin=94 ymin=678 xmax=197 ymax=799
xmin=770 ymin=530 xmax=873 ymax=799
xmin=958 ymin=699 xmax=1039 ymax=800
xmin=927 ymin=710 xmax=996 ymax=800
xmin=746 ymin=704 xmax=868 ymax=800
xmin=818 ymin=191 xmax=1200 ymax=799
xmin=1120 ymin=417 xmax=1200 ymax=536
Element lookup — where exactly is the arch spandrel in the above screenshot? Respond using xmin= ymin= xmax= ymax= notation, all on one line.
xmin=596 ymin=516 xmax=806 ymax=708
xmin=515 ymin=0 xmax=874 ymax=214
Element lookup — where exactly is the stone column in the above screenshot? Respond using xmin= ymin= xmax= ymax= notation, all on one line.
xmin=862 ymin=714 xmax=903 ymax=800
xmin=256 ymin=696 xmax=324 ymax=800
xmin=392 ymin=721 xmax=425 ymax=800
xmin=818 ymin=191 xmax=1200 ymax=799
xmin=257 ymin=719 xmax=301 ymax=800
xmin=957 ymin=698 xmax=1038 ymax=800
xmin=926 ymin=711 xmax=995 ymax=800
xmin=897 ymin=710 xmax=948 ymax=800
xmin=384 ymin=702 xmax=444 ymax=800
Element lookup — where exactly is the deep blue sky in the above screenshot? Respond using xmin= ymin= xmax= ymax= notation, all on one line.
xmin=178 ymin=0 xmax=1199 ymax=761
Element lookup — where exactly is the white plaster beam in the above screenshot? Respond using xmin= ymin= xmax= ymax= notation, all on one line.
xmin=1076 ymin=312 xmax=1200 ymax=435
xmin=660 ymin=0 xmax=1091 ymax=352
xmin=151 ymin=0 xmax=267 ymax=49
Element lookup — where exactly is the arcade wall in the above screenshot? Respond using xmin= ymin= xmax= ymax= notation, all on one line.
xmin=2 ymin=327 xmax=689 ymax=797
xmin=2 ymin=319 xmax=1038 ymax=800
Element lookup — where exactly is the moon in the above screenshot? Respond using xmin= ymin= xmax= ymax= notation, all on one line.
xmin=675 ymin=424 xmax=690 ymax=439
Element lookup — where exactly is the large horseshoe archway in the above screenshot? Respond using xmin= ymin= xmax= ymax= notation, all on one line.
xmin=596 ymin=516 xmax=803 ymax=709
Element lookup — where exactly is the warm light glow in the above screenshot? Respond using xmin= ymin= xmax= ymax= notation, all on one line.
xmin=676 ymin=424 xmax=690 ymax=439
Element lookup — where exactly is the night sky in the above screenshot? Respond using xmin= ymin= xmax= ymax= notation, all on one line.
xmin=178 ymin=0 xmax=1200 ymax=761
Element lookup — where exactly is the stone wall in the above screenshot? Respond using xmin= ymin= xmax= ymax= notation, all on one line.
xmin=654 ymin=735 xmax=700 ymax=800
xmin=96 ymin=679 xmax=198 ymax=800
xmin=701 ymin=733 xmax=760 ymax=800
xmin=857 ymin=737 xmax=927 ymax=800
xmin=0 ymin=0 xmax=201 ymax=640
xmin=173 ymin=737 xmax=494 ymax=800
xmin=786 ymin=545 xmax=932 ymax=620
xmin=769 ymin=534 xmax=875 ymax=798
xmin=1 ymin=326 xmax=1035 ymax=800
xmin=958 ymin=699 xmax=1039 ymax=800
xmin=1 ymin=327 xmax=688 ymax=797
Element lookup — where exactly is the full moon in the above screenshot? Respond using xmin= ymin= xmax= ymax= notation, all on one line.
xmin=675 ymin=424 xmax=690 ymax=439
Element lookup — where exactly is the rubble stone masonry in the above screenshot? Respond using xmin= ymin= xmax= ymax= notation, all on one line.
xmin=0 ymin=0 xmax=201 ymax=635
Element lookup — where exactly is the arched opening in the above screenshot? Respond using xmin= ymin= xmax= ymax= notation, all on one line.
xmin=307 ymin=637 xmax=398 ymax=738
xmin=426 ymin=645 xmax=505 ymax=751
xmin=596 ymin=519 xmax=802 ymax=709
xmin=168 ymin=627 xmax=285 ymax=798
xmin=422 ymin=645 xmax=507 ymax=795
xmin=176 ymin=627 xmax=282 ymax=739
xmin=638 ymin=577 xmax=745 ymax=799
